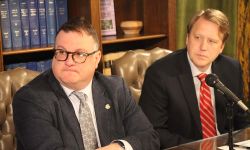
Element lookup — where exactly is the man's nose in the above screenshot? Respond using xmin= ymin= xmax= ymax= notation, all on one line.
xmin=200 ymin=39 xmax=208 ymax=51
xmin=65 ymin=54 xmax=75 ymax=65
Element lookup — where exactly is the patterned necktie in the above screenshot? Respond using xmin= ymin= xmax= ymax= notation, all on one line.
xmin=73 ymin=91 xmax=97 ymax=150
xmin=198 ymin=73 xmax=217 ymax=138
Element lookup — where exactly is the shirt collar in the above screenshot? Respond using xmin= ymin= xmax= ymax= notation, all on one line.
xmin=187 ymin=51 xmax=212 ymax=77
xmin=61 ymin=80 xmax=93 ymax=98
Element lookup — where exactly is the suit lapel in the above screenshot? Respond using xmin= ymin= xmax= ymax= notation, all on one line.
xmin=48 ymin=70 xmax=84 ymax=149
xmin=178 ymin=51 xmax=202 ymax=134
xmin=92 ymin=78 xmax=113 ymax=146
xmin=211 ymin=59 xmax=227 ymax=130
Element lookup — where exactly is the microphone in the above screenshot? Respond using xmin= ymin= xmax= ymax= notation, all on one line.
xmin=205 ymin=73 xmax=250 ymax=114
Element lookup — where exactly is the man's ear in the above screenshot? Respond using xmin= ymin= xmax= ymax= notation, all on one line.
xmin=185 ymin=35 xmax=189 ymax=46
xmin=94 ymin=50 xmax=101 ymax=69
xmin=219 ymin=43 xmax=225 ymax=54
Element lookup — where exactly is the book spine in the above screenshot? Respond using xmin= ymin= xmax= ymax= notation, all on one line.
xmin=38 ymin=0 xmax=47 ymax=46
xmin=36 ymin=59 xmax=52 ymax=72
xmin=100 ymin=0 xmax=117 ymax=36
xmin=55 ymin=0 xmax=68 ymax=31
xmin=36 ymin=60 xmax=45 ymax=72
xmin=45 ymin=0 xmax=56 ymax=45
xmin=26 ymin=61 xmax=37 ymax=71
xmin=28 ymin=0 xmax=40 ymax=48
xmin=19 ymin=0 xmax=31 ymax=48
xmin=0 ymin=0 xmax=12 ymax=50
xmin=45 ymin=59 xmax=52 ymax=70
xmin=9 ymin=0 xmax=23 ymax=49
xmin=7 ymin=62 xmax=27 ymax=69
xmin=5 ymin=64 xmax=14 ymax=70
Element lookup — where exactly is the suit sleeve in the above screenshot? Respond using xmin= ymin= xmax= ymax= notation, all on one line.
xmin=232 ymin=61 xmax=250 ymax=129
xmin=214 ymin=57 xmax=250 ymax=131
xmin=117 ymin=78 xmax=160 ymax=150
xmin=139 ymin=67 xmax=193 ymax=148
xmin=13 ymin=87 xmax=71 ymax=150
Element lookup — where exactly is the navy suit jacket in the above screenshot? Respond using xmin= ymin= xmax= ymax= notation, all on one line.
xmin=139 ymin=49 xmax=249 ymax=149
xmin=13 ymin=70 xmax=159 ymax=150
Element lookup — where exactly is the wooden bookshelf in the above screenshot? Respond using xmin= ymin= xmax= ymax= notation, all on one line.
xmin=0 ymin=0 xmax=176 ymax=71
xmin=2 ymin=47 xmax=53 ymax=56
xmin=102 ymin=34 xmax=167 ymax=44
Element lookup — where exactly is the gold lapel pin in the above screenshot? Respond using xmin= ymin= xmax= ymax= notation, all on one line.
xmin=105 ymin=104 xmax=111 ymax=109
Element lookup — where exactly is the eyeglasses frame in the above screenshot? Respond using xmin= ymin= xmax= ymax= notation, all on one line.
xmin=53 ymin=48 xmax=99 ymax=64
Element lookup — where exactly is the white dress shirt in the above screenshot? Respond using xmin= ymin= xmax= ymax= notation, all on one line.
xmin=187 ymin=53 xmax=220 ymax=135
xmin=61 ymin=80 xmax=133 ymax=149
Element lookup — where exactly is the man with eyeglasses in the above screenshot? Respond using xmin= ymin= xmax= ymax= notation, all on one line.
xmin=13 ymin=17 xmax=159 ymax=150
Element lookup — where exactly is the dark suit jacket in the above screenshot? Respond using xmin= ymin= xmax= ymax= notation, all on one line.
xmin=13 ymin=70 xmax=159 ymax=150
xmin=139 ymin=49 xmax=249 ymax=149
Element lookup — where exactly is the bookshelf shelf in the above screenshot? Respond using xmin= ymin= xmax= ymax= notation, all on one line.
xmin=102 ymin=34 xmax=167 ymax=45
xmin=0 ymin=0 xmax=176 ymax=72
xmin=3 ymin=47 xmax=53 ymax=56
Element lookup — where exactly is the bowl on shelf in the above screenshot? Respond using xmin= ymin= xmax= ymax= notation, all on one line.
xmin=120 ymin=21 xmax=143 ymax=35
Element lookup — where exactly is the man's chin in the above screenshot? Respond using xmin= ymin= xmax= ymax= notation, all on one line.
xmin=60 ymin=79 xmax=79 ymax=89
xmin=61 ymin=77 xmax=78 ymax=83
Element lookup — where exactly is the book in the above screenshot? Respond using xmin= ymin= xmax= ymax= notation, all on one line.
xmin=9 ymin=0 xmax=23 ymax=49
xmin=36 ymin=60 xmax=50 ymax=72
xmin=26 ymin=61 xmax=37 ymax=71
xmin=28 ymin=0 xmax=40 ymax=48
xmin=4 ymin=64 xmax=13 ymax=70
xmin=100 ymin=0 xmax=116 ymax=36
xmin=38 ymin=0 xmax=47 ymax=46
xmin=19 ymin=0 xmax=31 ymax=48
xmin=44 ymin=59 xmax=52 ymax=70
xmin=45 ymin=0 xmax=56 ymax=46
xmin=5 ymin=62 xmax=27 ymax=70
xmin=55 ymin=0 xmax=68 ymax=31
xmin=0 ymin=0 xmax=12 ymax=50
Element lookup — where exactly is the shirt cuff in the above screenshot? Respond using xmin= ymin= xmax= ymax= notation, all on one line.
xmin=113 ymin=140 xmax=133 ymax=150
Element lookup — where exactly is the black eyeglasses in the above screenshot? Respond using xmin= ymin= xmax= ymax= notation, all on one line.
xmin=53 ymin=48 xmax=99 ymax=64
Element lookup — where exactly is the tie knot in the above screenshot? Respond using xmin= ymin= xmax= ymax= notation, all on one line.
xmin=198 ymin=73 xmax=207 ymax=82
xmin=72 ymin=91 xmax=87 ymax=102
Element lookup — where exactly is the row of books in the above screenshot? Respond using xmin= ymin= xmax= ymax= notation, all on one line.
xmin=5 ymin=59 xmax=51 ymax=72
xmin=0 ymin=0 xmax=68 ymax=51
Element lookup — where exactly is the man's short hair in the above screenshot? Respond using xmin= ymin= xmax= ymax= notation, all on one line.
xmin=56 ymin=17 xmax=99 ymax=50
xmin=187 ymin=9 xmax=230 ymax=43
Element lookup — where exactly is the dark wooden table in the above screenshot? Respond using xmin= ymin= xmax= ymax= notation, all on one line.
xmin=166 ymin=127 xmax=250 ymax=150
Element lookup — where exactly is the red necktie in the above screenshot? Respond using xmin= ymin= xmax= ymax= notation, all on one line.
xmin=201 ymin=139 xmax=216 ymax=150
xmin=198 ymin=73 xmax=217 ymax=138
